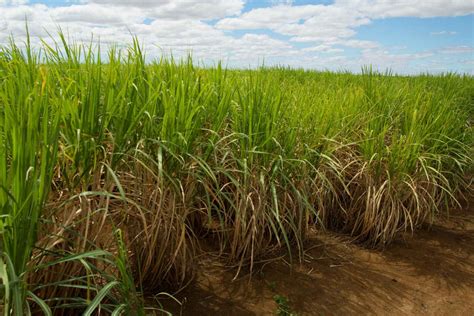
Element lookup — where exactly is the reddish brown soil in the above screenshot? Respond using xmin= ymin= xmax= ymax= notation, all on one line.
xmin=164 ymin=199 xmax=474 ymax=316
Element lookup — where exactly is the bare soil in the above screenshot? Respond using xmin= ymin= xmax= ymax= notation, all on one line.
xmin=164 ymin=198 xmax=474 ymax=316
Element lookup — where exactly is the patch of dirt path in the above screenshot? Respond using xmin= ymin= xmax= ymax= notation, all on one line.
xmin=164 ymin=199 xmax=474 ymax=315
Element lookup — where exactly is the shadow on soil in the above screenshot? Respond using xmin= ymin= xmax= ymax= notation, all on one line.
xmin=163 ymin=199 xmax=474 ymax=316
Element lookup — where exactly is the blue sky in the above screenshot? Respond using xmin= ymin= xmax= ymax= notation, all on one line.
xmin=1 ymin=0 xmax=473 ymax=74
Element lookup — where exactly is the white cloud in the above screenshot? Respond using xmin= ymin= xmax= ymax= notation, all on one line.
xmin=302 ymin=41 xmax=379 ymax=54
xmin=438 ymin=46 xmax=474 ymax=54
xmin=339 ymin=0 xmax=474 ymax=19
xmin=51 ymin=4 xmax=144 ymax=25
xmin=302 ymin=44 xmax=341 ymax=53
xmin=0 ymin=2 xmax=296 ymax=67
xmin=269 ymin=0 xmax=294 ymax=6
xmin=340 ymin=39 xmax=379 ymax=49
xmin=0 ymin=0 xmax=472 ymax=74
xmin=0 ymin=0 xmax=28 ymax=5
xmin=430 ymin=31 xmax=457 ymax=36
xmin=217 ymin=5 xmax=327 ymax=30
xmin=216 ymin=4 xmax=372 ymax=49
xmin=87 ymin=0 xmax=244 ymax=20
xmin=88 ymin=0 xmax=169 ymax=7
xmin=217 ymin=1 xmax=473 ymax=45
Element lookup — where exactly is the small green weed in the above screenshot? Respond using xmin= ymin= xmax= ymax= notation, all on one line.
xmin=274 ymin=294 xmax=298 ymax=316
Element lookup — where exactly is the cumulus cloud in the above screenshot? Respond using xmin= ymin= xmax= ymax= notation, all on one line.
xmin=0 ymin=1 xmax=295 ymax=68
xmin=0 ymin=0 xmax=472 ymax=74
xmin=438 ymin=46 xmax=474 ymax=54
xmin=340 ymin=0 xmax=474 ymax=19
xmin=217 ymin=1 xmax=473 ymax=44
xmin=268 ymin=0 xmax=294 ymax=6
xmin=303 ymin=45 xmax=344 ymax=53
xmin=0 ymin=0 xmax=28 ymax=5
xmin=430 ymin=31 xmax=457 ymax=36
xmin=86 ymin=0 xmax=244 ymax=20
xmin=88 ymin=0 xmax=170 ymax=7
xmin=51 ymin=4 xmax=144 ymax=25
